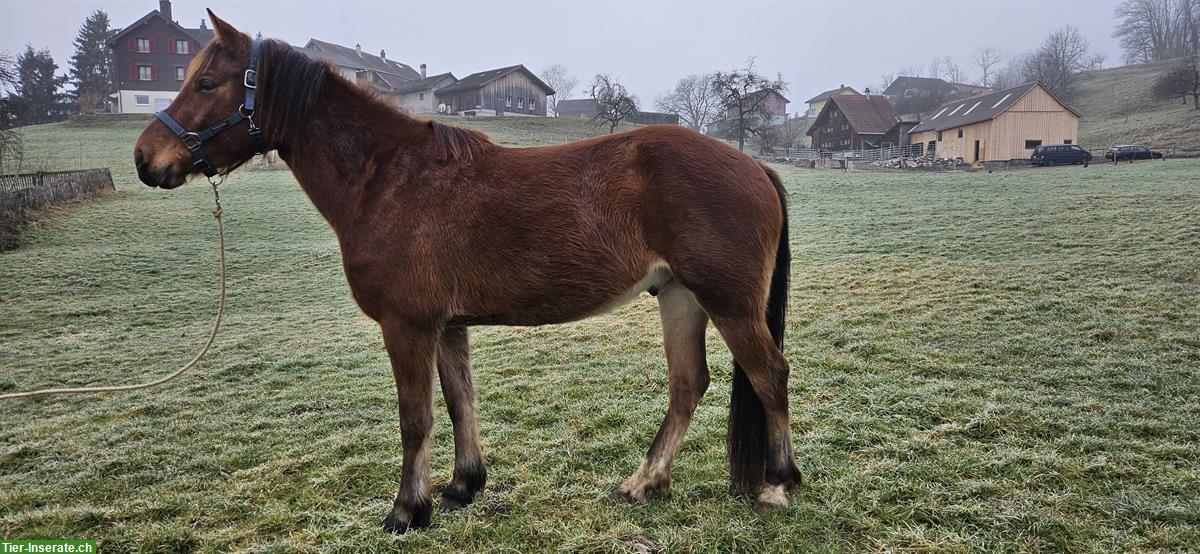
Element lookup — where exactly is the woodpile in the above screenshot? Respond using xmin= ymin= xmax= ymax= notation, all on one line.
xmin=871 ymin=154 xmax=966 ymax=170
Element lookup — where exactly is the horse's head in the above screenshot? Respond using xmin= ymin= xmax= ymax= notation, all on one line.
xmin=134 ymin=11 xmax=258 ymax=189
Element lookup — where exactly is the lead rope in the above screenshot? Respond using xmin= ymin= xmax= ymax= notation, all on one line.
xmin=0 ymin=180 xmax=227 ymax=401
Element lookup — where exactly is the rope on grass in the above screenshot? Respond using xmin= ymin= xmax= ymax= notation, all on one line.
xmin=0 ymin=183 xmax=227 ymax=401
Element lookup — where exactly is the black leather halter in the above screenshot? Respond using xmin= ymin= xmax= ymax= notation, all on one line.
xmin=155 ymin=40 xmax=263 ymax=178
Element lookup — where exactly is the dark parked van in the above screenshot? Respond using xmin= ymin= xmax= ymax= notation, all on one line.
xmin=1031 ymin=144 xmax=1092 ymax=166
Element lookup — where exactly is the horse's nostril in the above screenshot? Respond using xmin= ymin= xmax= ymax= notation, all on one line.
xmin=135 ymin=148 xmax=146 ymax=167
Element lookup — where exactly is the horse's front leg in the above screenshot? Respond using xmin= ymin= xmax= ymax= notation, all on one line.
xmin=379 ymin=319 xmax=439 ymax=534
xmin=437 ymin=326 xmax=487 ymax=509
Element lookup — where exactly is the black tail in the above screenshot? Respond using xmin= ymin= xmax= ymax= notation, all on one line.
xmin=728 ymin=165 xmax=791 ymax=494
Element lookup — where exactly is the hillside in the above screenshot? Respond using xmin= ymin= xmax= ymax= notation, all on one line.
xmin=1074 ymin=58 xmax=1200 ymax=151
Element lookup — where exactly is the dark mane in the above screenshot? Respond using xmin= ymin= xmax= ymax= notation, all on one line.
xmin=428 ymin=120 xmax=493 ymax=162
xmin=257 ymin=39 xmax=328 ymax=146
xmin=256 ymin=38 xmax=492 ymax=161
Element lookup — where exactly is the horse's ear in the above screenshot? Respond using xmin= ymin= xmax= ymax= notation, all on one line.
xmin=206 ymin=9 xmax=242 ymax=42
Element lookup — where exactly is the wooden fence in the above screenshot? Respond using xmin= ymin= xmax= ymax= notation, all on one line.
xmin=0 ymin=169 xmax=115 ymax=211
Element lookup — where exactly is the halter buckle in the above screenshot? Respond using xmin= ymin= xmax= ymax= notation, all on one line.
xmin=182 ymin=132 xmax=202 ymax=150
xmin=244 ymin=69 xmax=257 ymax=89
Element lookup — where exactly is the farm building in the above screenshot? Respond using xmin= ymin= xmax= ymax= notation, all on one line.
xmin=393 ymin=67 xmax=458 ymax=114
xmin=299 ymin=39 xmax=421 ymax=106
xmin=554 ymin=99 xmax=680 ymax=125
xmin=883 ymin=76 xmax=991 ymax=118
xmin=109 ymin=0 xmax=213 ymax=113
xmin=804 ymin=84 xmax=859 ymax=117
xmin=435 ymin=65 xmax=554 ymax=116
xmin=807 ymin=93 xmax=902 ymax=150
xmin=907 ymin=82 xmax=1080 ymax=162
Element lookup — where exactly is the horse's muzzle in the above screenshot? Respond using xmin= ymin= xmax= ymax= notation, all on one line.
xmin=135 ymin=148 xmax=184 ymax=189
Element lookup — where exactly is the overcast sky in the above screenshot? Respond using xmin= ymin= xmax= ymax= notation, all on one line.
xmin=3 ymin=0 xmax=1123 ymax=111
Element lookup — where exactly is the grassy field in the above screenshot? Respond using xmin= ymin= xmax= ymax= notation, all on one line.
xmin=2 ymin=119 xmax=1198 ymax=552
xmin=1075 ymin=58 xmax=1200 ymax=151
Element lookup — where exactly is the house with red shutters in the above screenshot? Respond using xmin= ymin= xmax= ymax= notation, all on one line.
xmin=109 ymin=0 xmax=214 ymax=113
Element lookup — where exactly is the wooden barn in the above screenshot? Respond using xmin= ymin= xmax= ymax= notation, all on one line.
xmin=907 ymin=82 xmax=1080 ymax=162
xmin=435 ymin=65 xmax=554 ymax=116
xmin=806 ymin=93 xmax=901 ymax=150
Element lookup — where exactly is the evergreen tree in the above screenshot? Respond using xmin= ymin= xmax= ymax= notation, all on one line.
xmin=69 ymin=9 xmax=115 ymax=112
xmin=15 ymin=45 xmax=69 ymax=125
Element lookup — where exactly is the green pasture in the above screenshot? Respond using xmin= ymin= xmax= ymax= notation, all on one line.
xmin=1 ymin=118 xmax=1198 ymax=552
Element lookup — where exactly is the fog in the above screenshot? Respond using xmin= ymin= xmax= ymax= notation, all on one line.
xmin=3 ymin=0 xmax=1123 ymax=110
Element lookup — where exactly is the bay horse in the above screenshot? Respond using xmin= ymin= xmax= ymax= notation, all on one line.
xmin=134 ymin=11 xmax=800 ymax=533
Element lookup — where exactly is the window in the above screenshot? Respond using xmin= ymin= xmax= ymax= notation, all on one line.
xmin=175 ymin=40 xmax=190 ymax=54
xmin=530 ymin=99 xmax=536 ymax=112
xmin=138 ymin=65 xmax=153 ymax=81
xmin=175 ymin=67 xmax=185 ymax=81
xmin=135 ymin=95 xmax=150 ymax=106
xmin=518 ymin=97 xmax=524 ymax=109
xmin=957 ymin=128 xmax=964 ymax=138
xmin=419 ymin=92 xmax=424 ymax=101
xmin=1024 ymin=140 xmax=1042 ymax=149
xmin=991 ymin=93 xmax=1013 ymax=109
xmin=937 ymin=131 xmax=943 ymax=141
xmin=1064 ymin=139 xmax=1072 ymax=144
xmin=137 ymin=38 xmax=151 ymax=52
xmin=841 ymin=124 xmax=848 ymax=130
xmin=506 ymin=96 xmax=512 ymax=107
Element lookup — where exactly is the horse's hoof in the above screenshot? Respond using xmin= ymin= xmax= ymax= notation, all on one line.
xmin=439 ymin=483 xmax=476 ymax=510
xmin=753 ymin=498 xmax=787 ymax=515
xmin=753 ymin=483 xmax=789 ymax=515
xmin=613 ymin=479 xmax=670 ymax=504
xmin=381 ymin=498 xmax=432 ymax=534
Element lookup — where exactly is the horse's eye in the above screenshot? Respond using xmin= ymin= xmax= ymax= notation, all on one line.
xmin=198 ymin=79 xmax=217 ymax=92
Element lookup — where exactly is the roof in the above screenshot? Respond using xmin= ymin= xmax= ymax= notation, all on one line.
xmin=437 ymin=65 xmax=555 ymax=95
xmin=829 ymin=94 xmax=898 ymax=134
xmin=556 ymin=98 xmax=599 ymax=116
xmin=302 ymin=38 xmax=420 ymax=81
xmin=805 ymin=85 xmax=859 ymax=104
xmin=740 ymin=89 xmax=790 ymax=105
xmin=391 ymin=73 xmax=456 ymax=94
xmin=110 ymin=8 xmax=213 ymax=46
xmin=908 ymin=82 xmax=1079 ymax=134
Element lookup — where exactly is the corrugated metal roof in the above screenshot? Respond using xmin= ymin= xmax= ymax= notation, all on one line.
xmin=908 ymin=82 xmax=1078 ymax=134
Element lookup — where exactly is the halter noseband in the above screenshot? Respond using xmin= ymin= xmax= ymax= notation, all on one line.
xmin=155 ymin=39 xmax=263 ymax=178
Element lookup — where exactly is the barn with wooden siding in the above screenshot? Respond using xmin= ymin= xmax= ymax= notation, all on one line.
xmin=435 ymin=65 xmax=554 ymax=116
xmin=907 ymin=82 xmax=1080 ymax=162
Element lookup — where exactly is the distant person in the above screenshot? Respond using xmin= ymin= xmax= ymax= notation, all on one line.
xmin=1112 ymin=146 xmax=1120 ymax=165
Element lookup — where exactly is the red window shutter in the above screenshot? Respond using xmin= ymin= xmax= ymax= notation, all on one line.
xmin=167 ymin=39 xmax=175 ymax=54
xmin=150 ymin=66 xmax=158 ymax=80
xmin=149 ymin=38 xmax=155 ymax=53
xmin=128 ymin=37 xmax=136 ymax=52
xmin=130 ymin=65 xmax=137 ymax=80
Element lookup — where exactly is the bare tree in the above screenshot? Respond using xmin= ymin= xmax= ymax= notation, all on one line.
xmin=539 ymin=64 xmax=578 ymax=117
xmin=1087 ymin=51 xmax=1109 ymax=70
xmin=928 ymin=56 xmax=944 ymax=80
xmin=590 ymin=73 xmax=637 ymax=133
xmin=1113 ymin=0 xmax=1194 ymax=63
xmin=972 ymin=46 xmax=1004 ymax=87
xmin=945 ymin=57 xmax=968 ymax=83
xmin=655 ymin=73 xmax=721 ymax=131
xmin=878 ymin=72 xmax=896 ymax=94
xmin=1153 ymin=55 xmax=1200 ymax=109
xmin=1023 ymin=26 xmax=1092 ymax=99
xmin=993 ymin=53 xmax=1028 ymax=89
xmin=709 ymin=57 xmax=788 ymax=151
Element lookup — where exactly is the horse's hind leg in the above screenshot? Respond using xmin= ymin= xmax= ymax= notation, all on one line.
xmin=615 ymin=281 xmax=710 ymax=503
xmin=436 ymin=326 xmax=487 ymax=509
xmin=379 ymin=319 xmax=439 ymax=534
xmin=709 ymin=313 xmax=801 ymax=513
